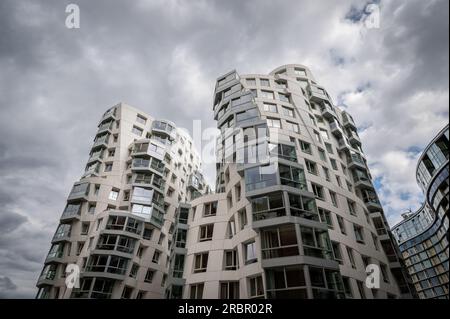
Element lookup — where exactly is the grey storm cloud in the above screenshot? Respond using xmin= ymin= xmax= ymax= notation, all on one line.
xmin=0 ymin=0 xmax=448 ymax=298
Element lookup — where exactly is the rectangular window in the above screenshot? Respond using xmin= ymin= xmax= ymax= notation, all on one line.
xmin=305 ymin=160 xmax=318 ymax=175
xmin=325 ymin=143 xmax=333 ymax=154
xmin=330 ymin=159 xmax=338 ymax=170
xmin=372 ymin=233 xmax=379 ymax=250
xmin=248 ymin=276 xmax=264 ymax=298
xmin=136 ymin=114 xmax=147 ymax=124
xmin=348 ymin=200 xmax=357 ymax=216
xmin=129 ymin=263 xmax=139 ymax=278
xmin=260 ymin=79 xmax=270 ymax=87
xmin=299 ymin=140 xmax=312 ymax=155
xmin=357 ymin=280 xmax=366 ymax=299
xmin=220 ymin=282 xmax=240 ymax=299
xmin=194 ymin=253 xmax=209 ymax=273
xmin=282 ymin=107 xmax=295 ymax=117
xmin=279 ymin=164 xmax=307 ymax=189
xmin=238 ymin=209 xmax=248 ymax=230
xmin=336 ymin=175 xmax=342 ymax=187
xmin=190 ymin=283 xmax=204 ymax=299
xmin=246 ymin=78 xmax=256 ymax=86
xmin=300 ymin=226 xmax=333 ymax=260
xmin=342 ymin=277 xmax=353 ymax=298
xmin=294 ymin=68 xmax=307 ymax=76
xmin=322 ymin=166 xmax=330 ymax=181
xmin=263 ymin=103 xmax=277 ymax=113
xmin=199 ymin=224 xmax=214 ymax=242
xmin=380 ymin=263 xmax=390 ymax=283
xmin=318 ymin=148 xmax=327 ymax=161
xmin=144 ymin=269 xmax=154 ymax=283
xmin=314 ymin=131 xmax=321 ymax=143
xmin=320 ymin=129 xmax=329 ymax=140
xmin=104 ymin=163 xmax=113 ymax=172
xmin=332 ymin=241 xmax=343 ymax=264
xmin=251 ymin=192 xmax=286 ymax=221
xmin=353 ymin=225 xmax=365 ymax=244
xmin=108 ymin=190 xmax=119 ymax=201
xmin=224 ymin=249 xmax=238 ymax=271
xmin=285 ymin=121 xmax=299 ymax=133
xmin=329 ymin=191 xmax=338 ymax=207
xmin=244 ymin=241 xmax=257 ymax=264
xmin=261 ymin=224 xmax=299 ymax=259
xmin=267 ymin=118 xmax=281 ymax=128
xmin=278 ymin=93 xmax=289 ymax=102
xmin=346 ymin=247 xmax=357 ymax=269
xmin=261 ymin=90 xmax=274 ymax=99
xmin=337 ymin=215 xmax=346 ymax=235
xmin=152 ymin=250 xmax=161 ymax=264
xmin=318 ymin=208 xmax=333 ymax=228
xmin=311 ymin=183 xmax=325 ymax=200
xmin=203 ymin=202 xmax=217 ymax=217
xmin=132 ymin=126 xmax=143 ymax=136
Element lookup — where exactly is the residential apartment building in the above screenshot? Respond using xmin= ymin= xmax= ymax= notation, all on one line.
xmin=37 ymin=64 xmax=415 ymax=299
xmin=392 ymin=125 xmax=449 ymax=299
xmin=182 ymin=64 xmax=412 ymax=299
xmin=36 ymin=103 xmax=209 ymax=299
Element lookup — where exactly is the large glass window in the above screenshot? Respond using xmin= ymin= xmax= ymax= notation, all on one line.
xmin=300 ymin=226 xmax=333 ymax=259
xmin=265 ymin=266 xmax=307 ymax=299
xmin=288 ymin=193 xmax=318 ymax=220
xmin=268 ymin=143 xmax=297 ymax=162
xmin=251 ymin=192 xmax=285 ymax=221
xmin=261 ymin=225 xmax=299 ymax=259
xmin=279 ymin=164 xmax=307 ymax=189
xmin=194 ymin=253 xmax=209 ymax=273
xmin=245 ymin=164 xmax=278 ymax=191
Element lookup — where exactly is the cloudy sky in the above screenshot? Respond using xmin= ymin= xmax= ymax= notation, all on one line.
xmin=0 ymin=0 xmax=448 ymax=298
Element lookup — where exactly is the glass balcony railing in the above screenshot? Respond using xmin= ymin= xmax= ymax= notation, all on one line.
xmin=132 ymin=158 xmax=165 ymax=173
xmin=93 ymin=135 xmax=109 ymax=148
xmin=101 ymin=108 xmax=116 ymax=121
xmin=52 ymin=224 xmax=71 ymax=241
xmin=342 ymin=112 xmax=356 ymax=128
xmin=68 ymin=183 xmax=89 ymax=199
xmin=348 ymin=153 xmax=365 ymax=167
xmin=38 ymin=270 xmax=56 ymax=282
xmin=330 ymin=121 xmax=343 ymax=136
xmin=61 ymin=204 xmax=81 ymax=219
xmin=151 ymin=120 xmax=176 ymax=139
xmin=97 ymin=121 xmax=113 ymax=133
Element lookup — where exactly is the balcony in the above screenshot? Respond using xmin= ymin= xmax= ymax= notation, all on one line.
xmin=342 ymin=112 xmax=356 ymax=129
xmin=330 ymin=121 xmax=343 ymax=138
xmin=92 ymin=134 xmax=109 ymax=149
xmin=337 ymin=138 xmax=351 ymax=152
xmin=309 ymin=84 xmax=330 ymax=104
xmin=61 ymin=203 xmax=81 ymax=221
xmin=352 ymin=169 xmax=374 ymax=190
xmin=151 ymin=120 xmax=177 ymax=140
xmin=348 ymin=130 xmax=361 ymax=145
xmin=37 ymin=268 xmax=57 ymax=286
xmin=319 ymin=102 xmax=335 ymax=120
xmin=362 ymin=190 xmax=383 ymax=212
xmin=45 ymin=245 xmax=65 ymax=263
xmin=347 ymin=152 xmax=366 ymax=169
xmin=97 ymin=121 xmax=113 ymax=135
xmin=132 ymin=158 xmax=165 ymax=174
xmin=87 ymin=149 xmax=103 ymax=164
xmin=67 ymin=183 xmax=89 ymax=201
xmin=82 ymin=162 xmax=100 ymax=178
xmin=100 ymin=107 xmax=116 ymax=123
xmin=52 ymin=224 xmax=72 ymax=243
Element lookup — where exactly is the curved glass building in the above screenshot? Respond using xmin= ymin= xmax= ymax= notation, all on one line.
xmin=392 ymin=125 xmax=449 ymax=299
